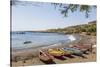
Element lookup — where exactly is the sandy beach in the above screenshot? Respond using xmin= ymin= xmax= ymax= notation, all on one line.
xmin=11 ymin=34 xmax=96 ymax=67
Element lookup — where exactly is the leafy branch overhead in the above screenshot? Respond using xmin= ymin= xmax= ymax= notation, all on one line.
xmin=11 ymin=0 xmax=96 ymax=18
xmin=52 ymin=3 xmax=96 ymax=18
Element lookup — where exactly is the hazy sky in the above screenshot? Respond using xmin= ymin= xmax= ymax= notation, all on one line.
xmin=12 ymin=2 xmax=96 ymax=31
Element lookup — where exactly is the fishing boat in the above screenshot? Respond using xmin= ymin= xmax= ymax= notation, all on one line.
xmin=72 ymin=44 xmax=92 ymax=53
xmin=61 ymin=47 xmax=83 ymax=56
xmin=39 ymin=50 xmax=54 ymax=62
xmin=48 ymin=48 xmax=65 ymax=57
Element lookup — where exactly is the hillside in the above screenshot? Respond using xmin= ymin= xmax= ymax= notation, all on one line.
xmin=47 ymin=21 xmax=96 ymax=36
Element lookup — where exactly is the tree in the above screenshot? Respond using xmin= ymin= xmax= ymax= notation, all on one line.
xmin=52 ymin=3 xmax=96 ymax=18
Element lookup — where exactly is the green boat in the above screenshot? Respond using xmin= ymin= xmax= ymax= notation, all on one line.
xmin=61 ymin=47 xmax=83 ymax=56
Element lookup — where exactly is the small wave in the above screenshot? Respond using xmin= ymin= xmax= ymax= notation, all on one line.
xmin=68 ymin=35 xmax=76 ymax=41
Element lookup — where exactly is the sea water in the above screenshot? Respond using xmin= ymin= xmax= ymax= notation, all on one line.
xmin=11 ymin=31 xmax=78 ymax=50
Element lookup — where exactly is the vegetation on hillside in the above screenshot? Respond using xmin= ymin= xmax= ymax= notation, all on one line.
xmin=47 ymin=21 xmax=96 ymax=36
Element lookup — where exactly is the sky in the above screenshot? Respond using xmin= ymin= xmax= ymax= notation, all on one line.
xmin=12 ymin=2 xmax=97 ymax=31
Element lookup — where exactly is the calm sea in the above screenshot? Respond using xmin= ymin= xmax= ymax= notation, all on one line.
xmin=11 ymin=31 xmax=78 ymax=50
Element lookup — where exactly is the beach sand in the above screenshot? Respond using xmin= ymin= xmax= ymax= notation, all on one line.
xmin=11 ymin=35 xmax=96 ymax=67
xmin=11 ymin=48 xmax=96 ymax=67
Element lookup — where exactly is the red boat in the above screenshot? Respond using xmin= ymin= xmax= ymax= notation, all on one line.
xmin=72 ymin=44 xmax=92 ymax=53
xmin=38 ymin=50 xmax=54 ymax=62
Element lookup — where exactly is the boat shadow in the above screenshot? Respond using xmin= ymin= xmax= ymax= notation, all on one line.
xmin=40 ymin=60 xmax=56 ymax=64
xmin=64 ymin=55 xmax=75 ymax=58
xmin=83 ymin=51 xmax=90 ymax=55
xmin=72 ymin=54 xmax=87 ymax=59
xmin=54 ymin=56 xmax=66 ymax=60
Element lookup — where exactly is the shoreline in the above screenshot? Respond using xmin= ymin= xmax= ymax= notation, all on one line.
xmin=12 ymin=34 xmax=81 ymax=56
xmin=11 ymin=34 xmax=96 ymax=66
xmin=12 ymin=34 xmax=80 ymax=53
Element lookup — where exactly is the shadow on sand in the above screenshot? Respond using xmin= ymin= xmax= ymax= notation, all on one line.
xmin=73 ymin=54 xmax=87 ymax=59
xmin=40 ymin=60 xmax=56 ymax=64
xmin=54 ymin=56 xmax=66 ymax=60
xmin=83 ymin=51 xmax=90 ymax=55
xmin=64 ymin=55 xmax=75 ymax=58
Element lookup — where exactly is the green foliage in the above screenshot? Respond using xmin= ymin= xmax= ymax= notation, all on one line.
xmin=47 ymin=21 xmax=96 ymax=36
xmin=52 ymin=3 xmax=96 ymax=18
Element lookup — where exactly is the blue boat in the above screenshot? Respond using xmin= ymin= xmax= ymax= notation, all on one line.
xmin=61 ymin=47 xmax=83 ymax=56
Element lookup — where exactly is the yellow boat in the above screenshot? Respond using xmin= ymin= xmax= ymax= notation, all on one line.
xmin=48 ymin=48 xmax=65 ymax=57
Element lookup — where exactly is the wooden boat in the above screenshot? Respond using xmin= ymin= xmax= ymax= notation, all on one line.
xmin=59 ymin=48 xmax=71 ymax=56
xmin=72 ymin=44 xmax=92 ymax=53
xmin=61 ymin=47 xmax=83 ymax=56
xmin=39 ymin=50 xmax=54 ymax=62
xmin=48 ymin=48 xmax=65 ymax=57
